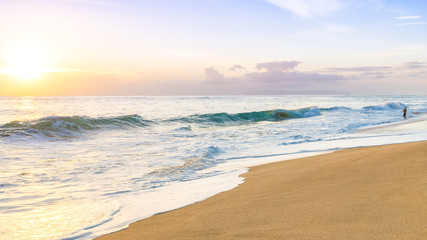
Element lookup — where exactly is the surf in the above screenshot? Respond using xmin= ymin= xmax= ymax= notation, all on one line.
xmin=0 ymin=114 xmax=152 ymax=138
xmin=172 ymin=107 xmax=321 ymax=125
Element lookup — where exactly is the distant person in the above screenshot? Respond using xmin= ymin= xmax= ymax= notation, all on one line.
xmin=403 ymin=107 xmax=407 ymax=119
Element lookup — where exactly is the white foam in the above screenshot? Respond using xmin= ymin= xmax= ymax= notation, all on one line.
xmin=66 ymin=170 xmax=246 ymax=240
xmin=363 ymin=101 xmax=406 ymax=110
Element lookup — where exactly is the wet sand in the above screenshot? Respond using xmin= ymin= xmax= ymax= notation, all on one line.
xmin=96 ymin=141 xmax=427 ymax=240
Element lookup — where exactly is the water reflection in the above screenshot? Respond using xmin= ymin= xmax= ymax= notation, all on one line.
xmin=2 ymin=197 xmax=116 ymax=240
xmin=18 ymin=96 xmax=38 ymax=121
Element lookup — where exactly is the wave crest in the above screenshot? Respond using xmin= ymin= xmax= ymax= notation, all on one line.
xmin=0 ymin=114 xmax=151 ymax=138
xmin=174 ymin=107 xmax=321 ymax=124
xmin=363 ymin=101 xmax=406 ymax=110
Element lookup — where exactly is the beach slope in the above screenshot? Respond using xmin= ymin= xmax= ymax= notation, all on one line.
xmin=96 ymin=141 xmax=427 ymax=240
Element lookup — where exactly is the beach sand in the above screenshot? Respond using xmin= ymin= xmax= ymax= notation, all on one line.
xmin=96 ymin=141 xmax=427 ymax=240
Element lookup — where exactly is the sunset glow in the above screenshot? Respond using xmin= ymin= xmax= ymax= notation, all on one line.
xmin=0 ymin=0 xmax=426 ymax=95
xmin=1 ymin=44 xmax=51 ymax=81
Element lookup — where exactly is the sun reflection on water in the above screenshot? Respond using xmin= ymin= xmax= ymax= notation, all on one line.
xmin=13 ymin=96 xmax=40 ymax=122
xmin=20 ymin=96 xmax=35 ymax=110
xmin=1 ymin=192 xmax=118 ymax=240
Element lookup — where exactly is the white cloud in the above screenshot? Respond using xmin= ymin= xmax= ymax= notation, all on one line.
xmin=264 ymin=0 xmax=343 ymax=17
xmin=397 ymin=22 xmax=427 ymax=26
xmin=395 ymin=16 xmax=423 ymax=20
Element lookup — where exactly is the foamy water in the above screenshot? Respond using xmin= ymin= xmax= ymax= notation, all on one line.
xmin=0 ymin=95 xmax=426 ymax=240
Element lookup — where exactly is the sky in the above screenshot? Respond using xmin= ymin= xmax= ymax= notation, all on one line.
xmin=0 ymin=0 xmax=426 ymax=95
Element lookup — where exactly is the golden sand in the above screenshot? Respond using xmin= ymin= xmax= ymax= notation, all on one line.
xmin=96 ymin=141 xmax=427 ymax=240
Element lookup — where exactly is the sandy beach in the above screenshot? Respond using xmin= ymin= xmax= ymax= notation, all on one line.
xmin=96 ymin=141 xmax=427 ymax=240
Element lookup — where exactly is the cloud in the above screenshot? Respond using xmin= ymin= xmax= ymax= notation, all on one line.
xmin=256 ymin=61 xmax=301 ymax=72
xmin=230 ymin=65 xmax=247 ymax=72
xmin=359 ymin=72 xmax=392 ymax=79
xmin=403 ymin=62 xmax=427 ymax=69
xmin=249 ymin=60 xmax=345 ymax=86
xmin=246 ymin=70 xmax=345 ymax=85
xmin=239 ymin=66 xmax=347 ymax=94
xmin=395 ymin=16 xmax=423 ymax=19
xmin=397 ymin=22 xmax=427 ymax=26
xmin=325 ymin=66 xmax=391 ymax=72
xmin=321 ymin=62 xmax=427 ymax=81
xmin=198 ymin=60 xmax=347 ymax=94
xmin=204 ymin=67 xmax=225 ymax=84
xmin=249 ymin=60 xmax=346 ymax=86
xmin=326 ymin=62 xmax=427 ymax=73
xmin=264 ymin=0 xmax=343 ymax=17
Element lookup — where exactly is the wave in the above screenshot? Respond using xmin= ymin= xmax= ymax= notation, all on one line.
xmin=172 ymin=107 xmax=321 ymax=125
xmin=363 ymin=101 xmax=406 ymax=111
xmin=0 ymin=114 xmax=152 ymax=138
xmin=321 ymin=106 xmax=353 ymax=111
xmin=134 ymin=146 xmax=224 ymax=189
xmin=320 ymin=102 xmax=407 ymax=112
xmin=0 ymin=107 xmax=321 ymax=139
xmin=0 ymin=102 xmax=408 ymax=139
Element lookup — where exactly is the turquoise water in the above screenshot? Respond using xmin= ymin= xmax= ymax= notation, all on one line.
xmin=0 ymin=95 xmax=426 ymax=240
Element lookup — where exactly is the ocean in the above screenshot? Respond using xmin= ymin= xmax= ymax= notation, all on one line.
xmin=1 ymin=95 xmax=426 ymax=240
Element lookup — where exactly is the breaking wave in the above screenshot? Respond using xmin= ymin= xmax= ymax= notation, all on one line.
xmin=363 ymin=101 xmax=406 ymax=111
xmin=172 ymin=107 xmax=321 ymax=125
xmin=0 ymin=114 xmax=152 ymax=138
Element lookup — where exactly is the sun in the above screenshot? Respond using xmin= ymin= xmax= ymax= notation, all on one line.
xmin=1 ymin=44 xmax=50 ymax=81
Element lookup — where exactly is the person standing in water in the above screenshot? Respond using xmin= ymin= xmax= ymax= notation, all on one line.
xmin=403 ymin=107 xmax=407 ymax=119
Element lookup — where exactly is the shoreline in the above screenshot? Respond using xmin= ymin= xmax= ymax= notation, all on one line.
xmin=95 ymin=140 xmax=427 ymax=240
xmin=360 ymin=112 xmax=427 ymax=133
